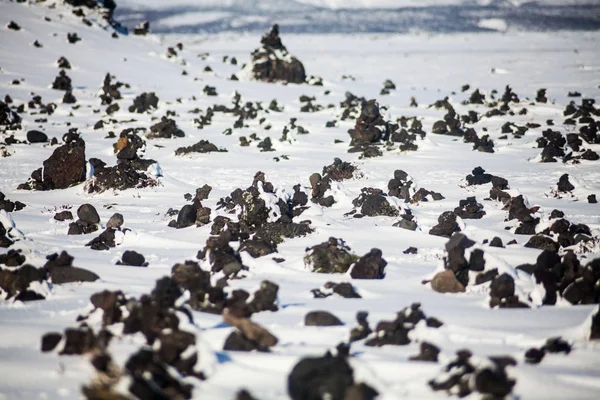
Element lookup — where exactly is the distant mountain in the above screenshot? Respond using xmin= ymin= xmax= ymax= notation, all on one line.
xmin=114 ymin=0 xmax=600 ymax=34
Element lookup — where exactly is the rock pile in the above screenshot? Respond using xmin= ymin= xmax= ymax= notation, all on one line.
xmin=238 ymin=25 xmax=306 ymax=84
xmin=429 ymin=350 xmax=516 ymax=399
xmin=304 ymin=237 xmax=358 ymax=274
xmin=215 ymin=172 xmax=312 ymax=244
xmin=0 ymin=191 xmax=25 ymax=212
xmin=310 ymin=158 xmax=358 ymax=207
xmin=1 ymin=250 xmax=98 ymax=302
xmin=18 ymin=130 xmax=86 ymax=190
xmin=348 ymin=304 xmax=443 ymax=347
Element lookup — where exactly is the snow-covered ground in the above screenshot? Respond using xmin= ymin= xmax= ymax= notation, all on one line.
xmin=1 ymin=0 xmax=600 ymax=399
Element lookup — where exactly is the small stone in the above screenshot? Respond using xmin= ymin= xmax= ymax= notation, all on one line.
xmin=27 ymin=130 xmax=48 ymax=143
xmin=305 ymin=311 xmax=344 ymax=326
xmin=118 ymin=250 xmax=146 ymax=267
xmin=77 ymin=204 xmax=100 ymax=224
xmin=557 ymin=174 xmax=575 ymax=192
xmin=489 ymin=237 xmax=504 ymax=248
xmin=524 ymin=348 xmax=545 ymax=364
xmin=41 ymin=332 xmax=62 ymax=352
xmin=429 ymin=211 xmax=460 ymax=238
xmin=350 ymin=248 xmax=387 ymax=279
xmin=490 ymin=273 xmax=515 ymax=299
xmin=176 ymin=204 xmax=197 ymax=228
xmin=543 ymin=337 xmax=571 ymax=354
xmin=8 ymin=21 xmax=21 ymax=31
xmin=49 ymin=266 xmax=99 ymax=284
xmin=53 ymin=210 xmax=73 ymax=221
xmin=106 ymin=213 xmax=124 ymax=229
xmin=409 ymin=342 xmax=440 ymax=362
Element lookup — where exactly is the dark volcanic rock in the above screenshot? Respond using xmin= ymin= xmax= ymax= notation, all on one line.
xmin=0 ymin=264 xmax=46 ymax=299
xmin=113 ymin=129 xmax=157 ymax=172
xmin=254 ymin=221 xmax=313 ymax=244
xmin=175 ymin=139 xmax=225 ymax=155
xmin=86 ymin=162 xmax=158 ymax=193
xmin=434 ymin=233 xmax=484 ymax=291
xmin=429 ymin=211 xmax=460 ymax=238
xmin=57 ymin=56 xmax=71 ymax=69
xmin=0 ymin=192 xmax=25 ymax=212
xmin=8 ymin=21 xmax=21 ymax=31
xmin=77 ymin=204 xmax=100 ymax=225
xmin=543 ymin=337 xmax=572 ymax=354
xmin=525 ymin=347 xmax=545 ymax=364
xmin=362 ymin=303 xmax=439 ymax=347
xmin=0 ymin=249 xmax=26 ymax=266
xmin=148 ymin=116 xmax=185 ymax=139
xmin=1 ymin=101 xmax=22 ymax=131
xmin=465 ymin=167 xmax=510 ymax=197
xmin=591 ymin=306 xmax=600 ymax=340
xmin=49 ymin=265 xmax=100 ymax=284
xmin=490 ymin=273 xmax=515 ymax=299
xmin=288 ymin=344 xmax=355 ymax=400
xmin=239 ymin=238 xmax=277 ymax=258
xmin=305 ymin=311 xmax=344 ymax=326
xmin=45 ymin=251 xmax=100 ymax=284
xmin=133 ymin=21 xmax=150 ymax=35
xmin=304 ymin=237 xmax=358 ymax=274
xmin=224 ymin=330 xmax=270 ymax=352
xmin=312 ymin=282 xmax=361 ymax=299
xmin=350 ymin=248 xmax=387 ymax=279
xmin=67 ymin=32 xmax=81 ymax=44
xmin=410 ymin=342 xmax=440 ymax=362
xmin=52 ymin=70 xmax=72 ymax=91
xmin=489 ymin=237 xmax=504 ymax=248
xmin=348 ymin=100 xmax=387 ymax=147
xmin=352 ymin=187 xmax=399 ymax=217
xmin=557 ymin=174 xmax=575 ymax=192
xmin=27 ymin=130 xmax=48 ymax=143
xmin=350 ymin=312 xmax=372 ymax=342
xmin=429 ymin=351 xmax=516 ymax=398
xmin=63 ymin=91 xmax=77 ymax=104
xmin=60 ymin=326 xmax=97 ymax=355
xmin=128 ymin=92 xmax=158 ymax=113
xmin=176 ymin=205 xmax=197 ymax=228
xmin=329 ymin=282 xmax=361 ymax=298
xmin=454 ymin=197 xmax=485 ymax=219
xmin=241 ymin=25 xmax=306 ymax=84
xmin=86 ymin=227 xmax=121 ymax=251
xmin=525 ymin=234 xmax=559 ymax=252
xmin=196 ymin=234 xmax=244 ymax=275
xmin=18 ymin=131 xmax=86 ymax=190
xmin=41 ymin=332 xmax=62 ymax=352
xmin=322 ymin=158 xmax=356 ymax=181
xmin=117 ymin=250 xmax=147 ymax=267
xmin=106 ymin=213 xmax=124 ymax=229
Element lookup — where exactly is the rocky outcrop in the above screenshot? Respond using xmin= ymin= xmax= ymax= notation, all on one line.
xmin=237 ymin=25 xmax=306 ymax=84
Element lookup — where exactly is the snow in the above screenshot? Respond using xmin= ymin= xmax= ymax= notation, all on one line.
xmin=1 ymin=0 xmax=600 ymax=399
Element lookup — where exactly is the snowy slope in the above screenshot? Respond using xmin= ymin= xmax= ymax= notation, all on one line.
xmin=1 ymin=1 xmax=600 ymax=400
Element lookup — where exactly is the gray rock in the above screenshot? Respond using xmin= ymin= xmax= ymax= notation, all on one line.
xmin=106 ymin=213 xmax=124 ymax=229
xmin=77 ymin=204 xmax=100 ymax=224
xmin=305 ymin=310 xmax=344 ymax=326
